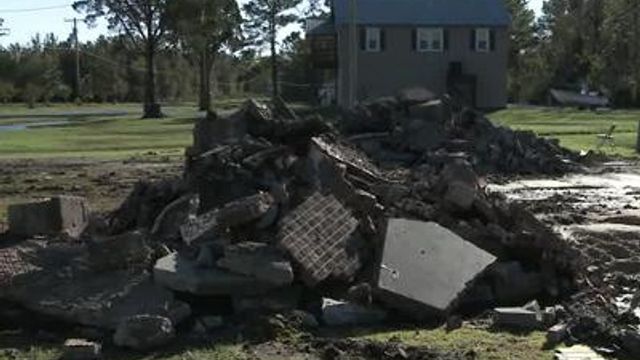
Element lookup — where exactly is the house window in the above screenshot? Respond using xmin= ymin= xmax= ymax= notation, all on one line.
xmin=475 ymin=28 xmax=490 ymax=52
xmin=417 ymin=28 xmax=443 ymax=52
xmin=365 ymin=27 xmax=381 ymax=52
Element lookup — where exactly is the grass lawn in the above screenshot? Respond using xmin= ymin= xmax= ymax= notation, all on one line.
xmin=0 ymin=104 xmax=200 ymax=158
xmin=489 ymin=106 xmax=640 ymax=158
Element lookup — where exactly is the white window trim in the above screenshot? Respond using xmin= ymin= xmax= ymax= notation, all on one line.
xmin=365 ymin=27 xmax=381 ymax=52
xmin=417 ymin=28 xmax=444 ymax=52
xmin=475 ymin=28 xmax=490 ymax=52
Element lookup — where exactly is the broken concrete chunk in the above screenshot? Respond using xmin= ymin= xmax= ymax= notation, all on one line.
xmin=376 ymin=219 xmax=496 ymax=316
xmin=180 ymin=209 xmax=218 ymax=245
xmin=180 ymin=192 xmax=273 ymax=245
xmin=154 ymin=253 xmax=277 ymax=296
xmin=8 ymin=196 xmax=89 ymax=238
xmin=322 ymin=298 xmax=387 ymax=327
xmin=278 ymin=192 xmax=361 ymax=285
xmin=88 ymin=231 xmax=152 ymax=272
xmin=150 ymin=194 xmax=199 ymax=241
xmin=217 ymin=192 xmax=274 ymax=228
xmin=493 ymin=305 xmax=543 ymax=330
xmin=62 ymin=339 xmax=101 ymax=360
xmin=0 ymin=246 xmax=189 ymax=331
xmin=217 ymin=242 xmax=293 ymax=286
xmin=113 ymin=315 xmax=175 ymax=351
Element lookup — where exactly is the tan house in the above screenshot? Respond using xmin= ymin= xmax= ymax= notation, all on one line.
xmin=307 ymin=0 xmax=511 ymax=109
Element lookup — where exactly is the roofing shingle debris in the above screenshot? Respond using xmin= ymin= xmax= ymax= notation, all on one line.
xmin=0 ymin=92 xmax=620 ymax=356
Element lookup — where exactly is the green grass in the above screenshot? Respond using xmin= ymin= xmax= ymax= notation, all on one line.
xmin=346 ymin=326 xmax=554 ymax=360
xmin=489 ymin=106 xmax=640 ymax=157
xmin=0 ymin=104 xmax=201 ymax=158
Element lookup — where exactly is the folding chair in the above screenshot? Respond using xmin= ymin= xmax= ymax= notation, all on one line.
xmin=596 ymin=125 xmax=616 ymax=149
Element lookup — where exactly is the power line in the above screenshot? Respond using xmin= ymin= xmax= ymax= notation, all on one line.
xmin=0 ymin=4 xmax=71 ymax=14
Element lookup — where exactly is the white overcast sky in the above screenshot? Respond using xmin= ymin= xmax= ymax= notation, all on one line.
xmin=0 ymin=0 xmax=546 ymax=47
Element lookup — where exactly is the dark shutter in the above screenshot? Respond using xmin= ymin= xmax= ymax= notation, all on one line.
xmin=470 ymin=29 xmax=476 ymax=51
xmin=490 ymin=29 xmax=496 ymax=51
xmin=380 ymin=28 xmax=386 ymax=51
xmin=443 ymin=29 xmax=449 ymax=51
xmin=411 ymin=29 xmax=417 ymax=51
xmin=360 ymin=27 xmax=366 ymax=50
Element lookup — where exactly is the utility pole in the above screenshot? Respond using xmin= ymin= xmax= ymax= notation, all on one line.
xmin=348 ymin=0 xmax=358 ymax=108
xmin=65 ymin=18 xmax=81 ymax=101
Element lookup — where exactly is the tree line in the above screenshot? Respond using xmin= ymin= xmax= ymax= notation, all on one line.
xmin=0 ymin=0 xmax=312 ymax=118
xmin=2 ymin=0 xmax=640 ymax=116
xmin=508 ymin=0 xmax=640 ymax=107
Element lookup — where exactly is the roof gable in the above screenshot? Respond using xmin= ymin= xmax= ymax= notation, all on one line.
xmin=334 ymin=0 xmax=511 ymax=27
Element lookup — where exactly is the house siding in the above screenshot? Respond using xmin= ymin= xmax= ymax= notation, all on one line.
xmin=336 ymin=25 xmax=508 ymax=109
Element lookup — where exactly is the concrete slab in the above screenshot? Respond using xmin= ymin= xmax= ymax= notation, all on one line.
xmin=154 ymin=253 xmax=277 ymax=296
xmin=375 ymin=219 xmax=496 ymax=315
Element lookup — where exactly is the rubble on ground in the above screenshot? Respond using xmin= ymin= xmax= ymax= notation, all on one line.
xmin=0 ymin=95 xmax=591 ymax=353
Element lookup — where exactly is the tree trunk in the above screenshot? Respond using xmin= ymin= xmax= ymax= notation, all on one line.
xmin=198 ymin=51 xmax=212 ymax=112
xmin=270 ymin=15 xmax=278 ymax=99
xmin=143 ymin=41 xmax=162 ymax=118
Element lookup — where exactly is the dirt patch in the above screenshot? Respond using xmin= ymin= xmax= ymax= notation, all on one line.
xmin=0 ymin=156 xmax=183 ymax=230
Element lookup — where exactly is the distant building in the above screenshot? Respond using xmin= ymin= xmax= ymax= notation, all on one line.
xmin=306 ymin=0 xmax=511 ymax=109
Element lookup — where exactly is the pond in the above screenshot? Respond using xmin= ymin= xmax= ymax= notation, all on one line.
xmin=0 ymin=120 xmax=71 ymax=132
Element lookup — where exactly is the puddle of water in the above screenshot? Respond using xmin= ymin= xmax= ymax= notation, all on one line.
xmin=0 ymin=120 xmax=71 ymax=132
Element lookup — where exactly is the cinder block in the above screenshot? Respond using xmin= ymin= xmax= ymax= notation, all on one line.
xmin=8 ymin=196 xmax=89 ymax=238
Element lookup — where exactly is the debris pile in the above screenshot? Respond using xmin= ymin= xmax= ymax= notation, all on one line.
xmin=0 ymin=95 xmax=583 ymax=353
xmin=343 ymin=96 xmax=580 ymax=175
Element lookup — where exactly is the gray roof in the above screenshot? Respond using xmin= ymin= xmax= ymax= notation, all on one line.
xmin=306 ymin=19 xmax=336 ymax=35
xmin=334 ymin=0 xmax=511 ymax=27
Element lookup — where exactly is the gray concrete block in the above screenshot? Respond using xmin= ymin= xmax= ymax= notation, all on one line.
xmin=154 ymin=253 xmax=277 ymax=296
xmin=493 ymin=307 xmax=543 ymax=330
xmin=8 ymin=196 xmax=89 ymax=238
xmin=376 ymin=219 xmax=496 ymax=316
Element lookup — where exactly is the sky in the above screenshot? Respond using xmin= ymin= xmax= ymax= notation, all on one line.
xmin=0 ymin=0 xmax=547 ymax=47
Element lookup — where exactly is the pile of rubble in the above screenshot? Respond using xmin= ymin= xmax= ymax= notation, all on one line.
xmin=0 ymin=94 xmax=587 ymax=355
xmin=342 ymin=90 xmax=580 ymax=176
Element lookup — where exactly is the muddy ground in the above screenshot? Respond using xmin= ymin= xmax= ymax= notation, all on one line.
xmin=0 ymin=155 xmax=184 ymax=231
xmin=490 ymin=160 xmax=640 ymax=338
